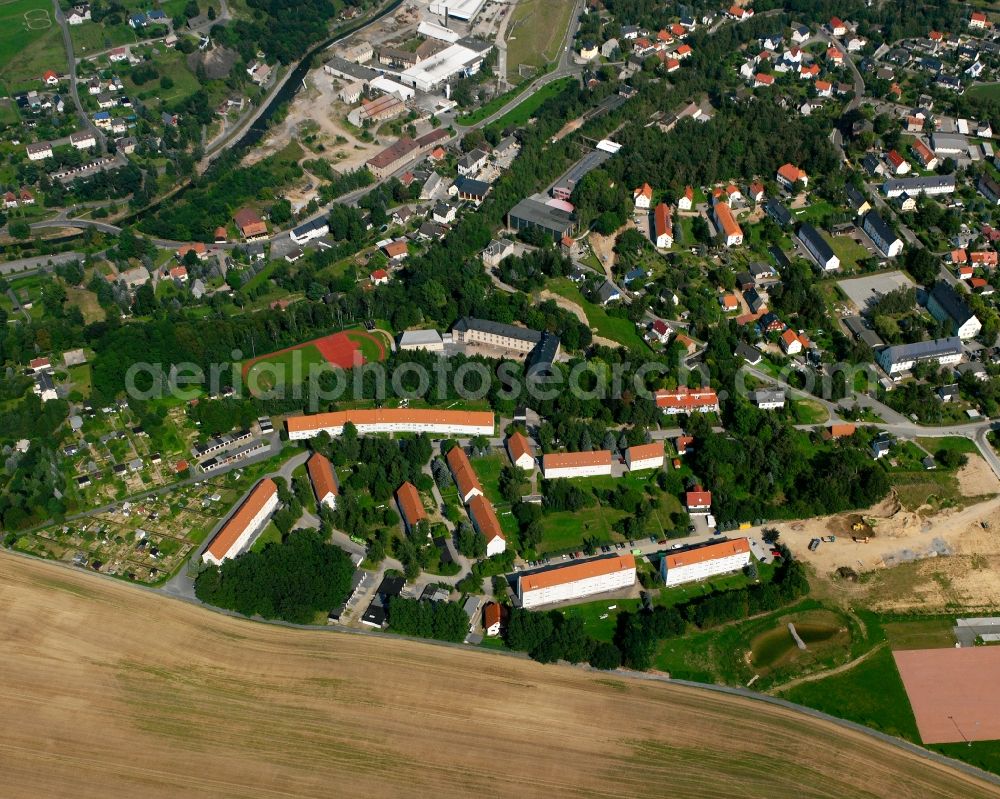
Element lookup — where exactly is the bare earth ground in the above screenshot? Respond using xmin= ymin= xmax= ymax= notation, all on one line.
xmin=2 ymin=553 xmax=996 ymax=799
xmin=537 ymin=289 xmax=622 ymax=349
xmin=784 ymin=456 xmax=1000 ymax=612
xmin=244 ymin=68 xmax=379 ymax=171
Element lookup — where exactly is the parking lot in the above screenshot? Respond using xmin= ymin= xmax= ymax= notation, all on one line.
xmin=837 ymin=270 xmax=916 ymax=312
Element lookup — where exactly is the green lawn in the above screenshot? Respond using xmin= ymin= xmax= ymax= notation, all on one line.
xmin=822 ymin=232 xmax=870 ymax=270
xmin=345 ymin=330 xmax=386 ymax=363
xmin=489 ymin=77 xmax=576 ymax=128
xmin=505 ymin=0 xmax=576 ymax=81
xmin=0 ymin=0 xmax=67 ymax=91
xmin=70 ymin=21 xmax=137 ymax=56
xmin=916 ymin=436 xmax=979 ymax=456
xmin=790 ymin=398 xmax=829 ymax=425
xmin=250 ymin=520 xmax=282 ymax=553
xmin=966 ymin=82 xmax=1000 ymax=102
xmin=457 ymin=82 xmax=534 ymax=125
xmin=244 ymin=344 xmax=326 ymax=392
xmin=784 ymin=646 xmax=920 ymax=741
xmin=545 ymin=278 xmax=649 ymax=351
xmin=537 ymin=504 xmax=626 ymax=554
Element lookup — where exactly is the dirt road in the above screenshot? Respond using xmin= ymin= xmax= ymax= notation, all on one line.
xmin=1 ymin=552 xmax=997 ymax=798
xmin=538 ymin=289 xmax=623 ymax=349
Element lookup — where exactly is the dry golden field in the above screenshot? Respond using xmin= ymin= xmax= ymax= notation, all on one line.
xmin=2 ymin=551 xmax=998 ymax=799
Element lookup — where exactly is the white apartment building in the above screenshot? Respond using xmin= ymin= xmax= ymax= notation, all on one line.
xmin=624 ymin=442 xmax=665 ymax=472
xmin=202 ymin=479 xmax=279 ymax=565
xmin=659 ymin=538 xmax=752 ymax=587
xmin=541 ymin=450 xmax=613 ymax=479
xmin=286 ymin=409 xmax=495 ymax=440
xmin=518 ymin=554 xmax=636 ymax=608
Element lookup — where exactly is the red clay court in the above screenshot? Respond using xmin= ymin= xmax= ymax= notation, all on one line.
xmin=894 ymin=647 xmax=1000 ymax=743
xmin=241 ymin=330 xmax=387 ymax=377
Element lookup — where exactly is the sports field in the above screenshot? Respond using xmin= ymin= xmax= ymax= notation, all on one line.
xmin=242 ymin=329 xmax=388 ymax=391
xmin=2 ymin=552 xmax=998 ymax=799
xmin=505 ymin=0 xmax=576 ymax=82
xmin=0 ymin=0 xmax=66 ymax=91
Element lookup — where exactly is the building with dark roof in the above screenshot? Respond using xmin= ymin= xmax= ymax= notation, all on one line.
xmin=882 ymin=175 xmax=956 ymax=198
xmin=763 ymin=198 xmax=793 ymax=227
xmin=877 ymin=336 xmax=963 ymax=374
xmin=927 ymin=281 xmax=982 ymax=339
xmin=507 ymin=195 xmax=575 ymax=240
xmin=290 ymin=217 xmax=329 ymax=244
xmin=862 ymin=210 xmax=903 ymax=257
xmin=797 ymin=223 xmax=839 ymax=271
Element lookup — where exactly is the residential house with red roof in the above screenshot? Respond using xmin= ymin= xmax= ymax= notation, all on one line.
xmin=655 ymin=387 xmax=720 ymax=415
xmin=625 ymin=441 xmax=664 ymax=472
xmin=518 ymin=554 xmax=637 ymax=608
xmin=887 ymin=149 xmax=910 ymax=175
xmin=685 ymin=485 xmax=712 ymax=514
xmin=633 ymin=182 xmax=653 ymax=209
xmin=506 ymin=431 xmax=535 ymax=471
xmin=678 ymin=185 xmax=694 ymax=210
xmin=202 ymin=479 xmax=279 ymax=565
xmin=776 ymin=163 xmax=808 ymax=189
xmin=307 ymin=452 xmax=339 ymax=509
xmin=653 ymin=202 xmax=673 ymax=248
xmin=542 ymin=450 xmax=613 ymax=479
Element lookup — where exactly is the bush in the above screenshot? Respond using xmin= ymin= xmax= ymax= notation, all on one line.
xmin=194 ymin=529 xmax=354 ymax=624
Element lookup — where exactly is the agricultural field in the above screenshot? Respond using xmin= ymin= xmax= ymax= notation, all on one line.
xmin=505 ymin=0 xmax=575 ymax=82
xmin=4 ymin=552 xmax=997 ymax=798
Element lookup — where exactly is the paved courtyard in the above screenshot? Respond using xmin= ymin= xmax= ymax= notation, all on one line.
xmin=837 ymin=271 xmax=915 ymax=312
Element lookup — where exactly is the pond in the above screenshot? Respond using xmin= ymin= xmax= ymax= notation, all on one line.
xmin=751 ymin=621 xmax=843 ymax=670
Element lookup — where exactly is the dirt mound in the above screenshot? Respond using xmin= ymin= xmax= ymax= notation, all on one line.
xmin=187 ymin=46 xmax=238 ymax=80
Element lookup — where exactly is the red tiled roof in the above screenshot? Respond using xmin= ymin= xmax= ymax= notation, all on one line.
xmin=825 ymin=423 xmax=856 ymax=439
xmin=778 ymin=163 xmax=806 ymax=183
xmin=484 ymin=602 xmax=502 ymax=629
xmin=686 ymin=484 xmax=712 ymax=507
xmin=468 ymin=494 xmax=504 ymax=544
xmin=665 ymin=538 xmax=750 ymax=569
xmin=205 ymin=479 xmax=277 ymax=562
xmin=626 ymin=441 xmax=664 ymax=462
xmin=447 ymin=445 xmax=482 ymax=500
xmin=654 ymin=202 xmax=672 ymax=238
xmin=714 ymin=201 xmax=742 ymax=239
xmin=655 ymin=387 xmax=719 ymax=410
xmin=543 ymin=450 xmax=613 ymax=470
xmin=396 ymin=481 xmax=426 ymax=527
xmin=634 ymin=182 xmax=653 ymax=200
xmin=507 ymin=431 xmax=534 ymax=464
xmin=233 ymin=208 xmax=266 ymax=237
xmin=287 ymin=409 xmax=495 ymax=434
xmin=307 ymin=451 xmax=338 ymax=501
xmin=520 ymin=554 xmax=635 ymax=591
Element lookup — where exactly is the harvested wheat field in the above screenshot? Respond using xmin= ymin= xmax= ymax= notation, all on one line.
xmin=2 ymin=553 xmax=998 ymax=799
